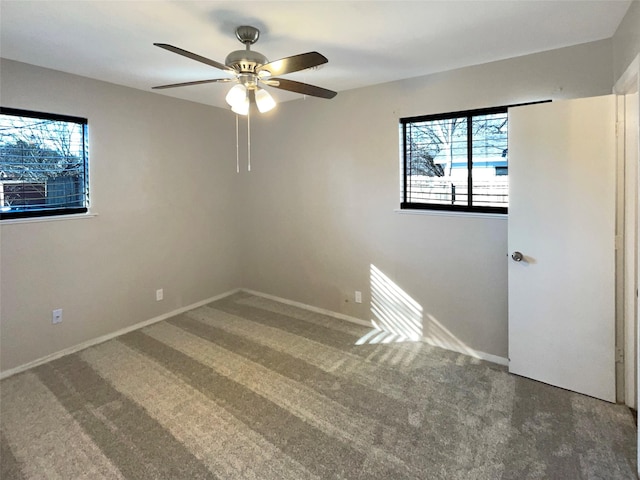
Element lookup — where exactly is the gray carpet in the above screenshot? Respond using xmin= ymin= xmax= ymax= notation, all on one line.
xmin=1 ymin=291 xmax=637 ymax=479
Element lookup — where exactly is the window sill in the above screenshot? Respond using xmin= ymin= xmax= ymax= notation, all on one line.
xmin=1 ymin=212 xmax=98 ymax=225
xmin=394 ymin=208 xmax=507 ymax=220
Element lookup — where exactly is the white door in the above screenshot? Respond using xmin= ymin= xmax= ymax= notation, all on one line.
xmin=508 ymin=95 xmax=617 ymax=402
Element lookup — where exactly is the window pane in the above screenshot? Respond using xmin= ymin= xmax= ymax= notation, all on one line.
xmin=401 ymin=105 xmax=513 ymax=213
xmin=471 ymin=112 xmax=508 ymax=208
xmin=0 ymin=109 xmax=88 ymax=219
xmin=405 ymin=117 xmax=468 ymax=206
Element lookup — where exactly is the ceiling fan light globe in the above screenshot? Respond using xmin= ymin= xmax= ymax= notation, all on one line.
xmin=231 ymin=97 xmax=250 ymax=115
xmin=255 ymin=88 xmax=277 ymax=113
xmin=225 ymin=84 xmax=247 ymax=107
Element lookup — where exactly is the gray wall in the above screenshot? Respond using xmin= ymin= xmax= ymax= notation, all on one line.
xmin=614 ymin=0 xmax=640 ymax=82
xmin=0 ymin=31 xmax=629 ymax=373
xmin=0 ymin=59 xmax=241 ymax=373
xmin=240 ymin=39 xmax=614 ymax=359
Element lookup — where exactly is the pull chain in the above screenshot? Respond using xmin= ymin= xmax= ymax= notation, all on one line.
xmin=235 ymin=114 xmax=239 ymax=173
xmin=233 ymin=112 xmax=252 ymax=173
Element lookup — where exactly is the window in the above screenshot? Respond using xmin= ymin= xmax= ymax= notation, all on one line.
xmin=0 ymin=107 xmax=89 ymax=220
xmin=401 ymin=106 xmax=509 ymax=214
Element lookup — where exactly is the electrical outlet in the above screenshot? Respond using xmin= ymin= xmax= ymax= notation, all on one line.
xmin=52 ymin=308 xmax=63 ymax=324
xmin=156 ymin=289 xmax=163 ymax=301
xmin=355 ymin=291 xmax=362 ymax=304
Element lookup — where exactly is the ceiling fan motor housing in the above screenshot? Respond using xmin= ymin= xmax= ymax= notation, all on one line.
xmin=225 ymin=49 xmax=268 ymax=74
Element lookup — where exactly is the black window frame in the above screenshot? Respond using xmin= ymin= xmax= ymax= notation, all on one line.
xmin=0 ymin=107 xmax=89 ymax=220
xmin=401 ymin=105 xmax=510 ymax=215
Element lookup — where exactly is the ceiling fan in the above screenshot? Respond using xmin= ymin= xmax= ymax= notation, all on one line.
xmin=153 ymin=25 xmax=337 ymax=115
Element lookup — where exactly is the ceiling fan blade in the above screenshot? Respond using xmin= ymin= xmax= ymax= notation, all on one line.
xmin=152 ymin=78 xmax=233 ymax=90
xmin=257 ymin=52 xmax=328 ymax=77
xmin=268 ymin=78 xmax=337 ymax=99
xmin=154 ymin=43 xmax=235 ymax=74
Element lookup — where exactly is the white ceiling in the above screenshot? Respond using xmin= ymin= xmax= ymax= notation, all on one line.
xmin=0 ymin=1 xmax=632 ymax=109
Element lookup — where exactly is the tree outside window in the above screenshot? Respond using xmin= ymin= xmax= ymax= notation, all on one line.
xmin=401 ymin=106 xmax=508 ymax=214
xmin=0 ymin=108 xmax=88 ymax=220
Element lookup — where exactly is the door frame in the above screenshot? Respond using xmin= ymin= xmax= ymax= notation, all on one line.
xmin=614 ymin=54 xmax=640 ymax=410
xmin=613 ymin=53 xmax=639 ymax=478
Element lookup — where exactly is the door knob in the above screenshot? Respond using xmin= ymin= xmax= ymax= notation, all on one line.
xmin=511 ymin=251 xmax=524 ymax=262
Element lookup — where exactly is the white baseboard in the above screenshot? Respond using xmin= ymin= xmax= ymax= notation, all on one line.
xmin=1 ymin=287 xmax=507 ymax=379
xmin=0 ymin=288 xmax=240 ymax=380
xmin=422 ymin=338 xmax=508 ymax=366
xmin=241 ymin=288 xmax=508 ymax=366
xmin=241 ymin=288 xmax=372 ymax=327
